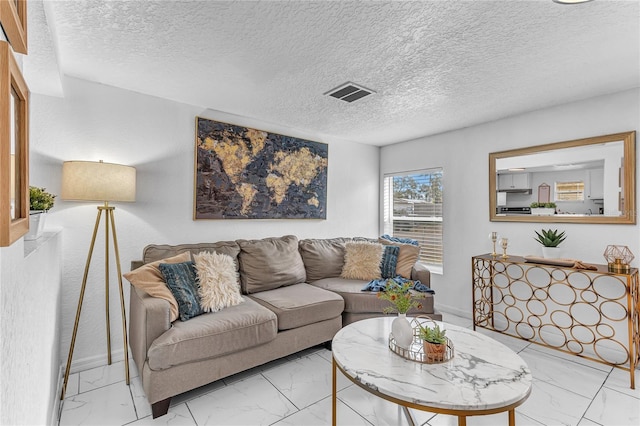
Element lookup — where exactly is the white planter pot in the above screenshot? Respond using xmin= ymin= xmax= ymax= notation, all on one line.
xmin=24 ymin=211 xmax=46 ymax=241
xmin=542 ymin=246 xmax=562 ymax=259
xmin=531 ymin=208 xmax=555 ymax=216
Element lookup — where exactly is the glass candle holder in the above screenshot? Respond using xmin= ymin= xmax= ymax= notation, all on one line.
xmin=488 ymin=232 xmax=499 ymax=256
xmin=500 ymin=238 xmax=509 ymax=259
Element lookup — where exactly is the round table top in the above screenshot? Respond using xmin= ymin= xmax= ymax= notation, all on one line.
xmin=332 ymin=317 xmax=532 ymax=413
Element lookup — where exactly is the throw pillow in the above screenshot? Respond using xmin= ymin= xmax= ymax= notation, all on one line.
xmin=122 ymin=251 xmax=191 ymax=322
xmin=340 ymin=241 xmax=384 ymax=280
xmin=193 ymin=251 xmax=244 ymax=312
xmin=380 ymin=234 xmax=419 ymax=246
xmin=159 ymin=261 xmax=203 ymax=321
xmin=380 ymin=245 xmax=400 ymax=279
xmin=379 ymin=237 xmax=420 ymax=279
xmin=298 ymin=238 xmax=349 ymax=282
xmin=237 ymin=235 xmax=307 ymax=294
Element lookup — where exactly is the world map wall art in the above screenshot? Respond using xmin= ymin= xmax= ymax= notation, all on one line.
xmin=194 ymin=117 xmax=328 ymax=219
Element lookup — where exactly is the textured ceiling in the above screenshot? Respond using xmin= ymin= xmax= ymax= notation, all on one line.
xmin=25 ymin=0 xmax=640 ymax=146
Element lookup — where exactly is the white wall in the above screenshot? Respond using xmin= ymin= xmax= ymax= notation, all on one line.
xmin=0 ymin=232 xmax=63 ymax=425
xmin=381 ymin=88 xmax=640 ymax=318
xmin=29 ymin=76 xmax=380 ymax=369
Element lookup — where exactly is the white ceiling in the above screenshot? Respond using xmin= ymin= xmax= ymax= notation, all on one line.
xmin=24 ymin=0 xmax=640 ymax=146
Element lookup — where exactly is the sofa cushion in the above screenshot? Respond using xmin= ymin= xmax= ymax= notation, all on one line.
xmin=298 ymin=237 xmax=350 ymax=282
xmin=143 ymin=241 xmax=241 ymax=270
xmin=147 ymin=296 xmax=277 ymax=370
xmin=249 ymin=283 xmax=344 ymax=331
xmin=380 ymin=245 xmax=400 ymax=279
xmin=193 ymin=251 xmax=243 ymax=312
xmin=310 ymin=277 xmax=435 ymax=315
xmin=379 ymin=238 xmax=420 ymax=279
xmin=340 ymin=241 xmax=383 ymax=280
xmin=237 ymin=235 xmax=306 ymax=294
xmin=159 ymin=261 xmax=203 ymax=321
xmin=123 ymin=252 xmax=190 ymax=322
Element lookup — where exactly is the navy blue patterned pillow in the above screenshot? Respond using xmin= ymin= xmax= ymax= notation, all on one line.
xmin=380 ymin=234 xmax=419 ymax=246
xmin=159 ymin=261 xmax=203 ymax=321
xmin=380 ymin=245 xmax=400 ymax=279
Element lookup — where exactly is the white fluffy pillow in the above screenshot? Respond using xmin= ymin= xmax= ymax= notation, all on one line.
xmin=193 ymin=251 xmax=243 ymax=312
xmin=340 ymin=241 xmax=384 ymax=280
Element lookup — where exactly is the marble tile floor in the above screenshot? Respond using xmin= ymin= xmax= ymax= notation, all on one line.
xmin=59 ymin=312 xmax=640 ymax=426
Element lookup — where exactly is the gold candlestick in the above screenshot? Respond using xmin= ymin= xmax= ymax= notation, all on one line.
xmin=489 ymin=232 xmax=498 ymax=256
xmin=501 ymin=238 xmax=509 ymax=259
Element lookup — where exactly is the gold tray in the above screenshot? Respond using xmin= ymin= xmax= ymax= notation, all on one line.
xmin=388 ymin=316 xmax=454 ymax=364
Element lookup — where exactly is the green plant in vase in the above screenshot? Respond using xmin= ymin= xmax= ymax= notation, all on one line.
xmin=418 ymin=322 xmax=447 ymax=362
xmin=378 ymin=280 xmax=424 ymax=349
xmin=29 ymin=186 xmax=56 ymax=212
xmin=534 ymin=229 xmax=566 ymax=247
xmin=26 ymin=186 xmax=56 ymax=241
xmin=377 ymin=280 xmax=424 ymax=314
xmin=534 ymin=228 xmax=566 ymax=259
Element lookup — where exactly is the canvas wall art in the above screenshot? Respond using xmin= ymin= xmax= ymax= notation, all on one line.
xmin=194 ymin=117 xmax=328 ymax=219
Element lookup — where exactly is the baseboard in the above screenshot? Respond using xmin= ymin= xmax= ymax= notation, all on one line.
xmin=63 ymin=348 xmax=127 ymax=375
xmin=435 ymin=303 xmax=472 ymax=320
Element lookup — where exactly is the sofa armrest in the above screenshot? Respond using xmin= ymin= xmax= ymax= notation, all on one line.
xmin=411 ymin=263 xmax=431 ymax=288
xmin=129 ymin=285 xmax=171 ymax=371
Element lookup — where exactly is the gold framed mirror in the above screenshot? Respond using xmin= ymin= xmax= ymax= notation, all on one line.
xmin=0 ymin=0 xmax=27 ymax=54
xmin=1 ymin=41 xmax=29 ymax=246
xmin=489 ymin=131 xmax=636 ymax=224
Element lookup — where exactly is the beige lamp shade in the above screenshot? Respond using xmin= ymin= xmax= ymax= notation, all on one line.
xmin=62 ymin=160 xmax=136 ymax=202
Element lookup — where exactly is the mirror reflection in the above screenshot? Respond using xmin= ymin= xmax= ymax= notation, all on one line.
xmin=489 ymin=132 xmax=636 ymax=224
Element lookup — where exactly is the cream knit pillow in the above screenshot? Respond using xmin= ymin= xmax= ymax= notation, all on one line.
xmin=193 ymin=251 xmax=243 ymax=312
xmin=340 ymin=241 xmax=384 ymax=280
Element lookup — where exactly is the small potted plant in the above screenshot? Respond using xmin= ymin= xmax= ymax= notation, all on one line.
xmin=530 ymin=202 xmax=556 ymax=216
xmin=534 ymin=228 xmax=566 ymax=258
xmin=378 ymin=280 xmax=424 ymax=348
xmin=418 ymin=322 xmax=447 ymax=362
xmin=25 ymin=186 xmax=56 ymax=241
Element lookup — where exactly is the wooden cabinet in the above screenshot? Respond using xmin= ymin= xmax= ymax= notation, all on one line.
xmin=472 ymin=254 xmax=639 ymax=388
xmin=498 ymin=173 xmax=530 ymax=190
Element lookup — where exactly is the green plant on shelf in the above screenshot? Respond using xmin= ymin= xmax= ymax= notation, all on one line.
xmin=29 ymin=186 xmax=56 ymax=212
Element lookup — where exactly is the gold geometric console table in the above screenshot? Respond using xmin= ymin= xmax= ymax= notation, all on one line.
xmin=472 ymin=253 xmax=639 ymax=389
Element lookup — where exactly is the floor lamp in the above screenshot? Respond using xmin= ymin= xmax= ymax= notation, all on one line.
xmin=60 ymin=160 xmax=136 ymax=400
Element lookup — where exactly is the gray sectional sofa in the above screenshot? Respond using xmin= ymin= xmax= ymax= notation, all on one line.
xmin=127 ymin=235 xmax=440 ymax=418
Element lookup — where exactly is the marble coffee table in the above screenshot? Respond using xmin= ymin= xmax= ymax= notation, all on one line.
xmin=331 ymin=317 xmax=532 ymax=426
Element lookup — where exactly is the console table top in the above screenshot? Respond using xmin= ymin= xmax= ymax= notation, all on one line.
xmin=473 ymin=253 xmax=637 ymax=275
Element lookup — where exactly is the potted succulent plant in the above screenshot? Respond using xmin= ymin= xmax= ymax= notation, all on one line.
xmin=530 ymin=202 xmax=556 ymax=216
xmin=418 ymin=322 xmax=447 ymax=362
xmin=534 ymin=228 xmax=566 ymax=258
xmin=25 ymin=186 xmax=56 ymax=241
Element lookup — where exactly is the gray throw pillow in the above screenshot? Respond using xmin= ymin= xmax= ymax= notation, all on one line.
xmin=237 ymin=235 xmax=307 ymax=294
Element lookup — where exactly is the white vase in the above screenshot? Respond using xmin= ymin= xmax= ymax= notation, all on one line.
xmin=24 ymin=211 xmax=46 ymax=241
xmin=392 ymin=313 xmax=413 ymax=349
xmin=542 ymin=246 xmax=562 ymax=259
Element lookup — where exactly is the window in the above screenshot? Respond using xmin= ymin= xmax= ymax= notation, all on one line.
xmin=383 ymin=169 xmax=443 ymax=273
xmin=555 ymin=180 xmax=584 ymax=202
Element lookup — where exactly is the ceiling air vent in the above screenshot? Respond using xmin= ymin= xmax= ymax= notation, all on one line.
xmin=325 ymin=82 xmax=375 ymax=103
